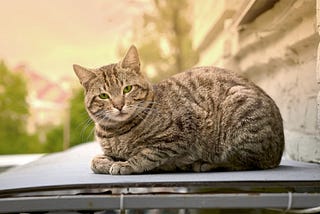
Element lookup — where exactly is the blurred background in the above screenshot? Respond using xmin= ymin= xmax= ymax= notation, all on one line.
xmin=0 ymin=0 xmax=319 ymax=165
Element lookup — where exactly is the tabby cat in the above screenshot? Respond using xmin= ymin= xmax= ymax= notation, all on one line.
xmin=73 ymin=45 xmax=284 ymax=175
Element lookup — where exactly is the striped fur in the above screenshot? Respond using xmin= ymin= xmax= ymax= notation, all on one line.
xmin=73 ymin=45 xmax=284 ymax=175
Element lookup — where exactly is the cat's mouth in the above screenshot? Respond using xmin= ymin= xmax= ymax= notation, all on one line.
xmin=95 ymin=108 xmax=133 ymax=124
xmin=118 ymin=112 xmax=128 ymax=116
xmin=109 ymin=109 xmax=131 ymax=122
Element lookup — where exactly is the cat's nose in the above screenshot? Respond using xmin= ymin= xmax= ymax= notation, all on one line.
xmin=112 ymin=98 xmax=124 ymax=111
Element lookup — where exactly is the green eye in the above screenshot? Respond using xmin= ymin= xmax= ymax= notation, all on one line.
xmin=98 ymin=93 xmax=109 ymax=99
xmin=123 ymin=85 xmax=133 ymax=94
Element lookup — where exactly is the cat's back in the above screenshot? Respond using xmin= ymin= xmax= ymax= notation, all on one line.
xmin=154 ymin=66 xmax=259 ymax=105
xmin=171 ymin=66 xmax=240 ymax=82
xmin=153 ymin=65 xmax=283 ymax=140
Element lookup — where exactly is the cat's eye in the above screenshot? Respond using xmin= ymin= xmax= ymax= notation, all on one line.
xmin=123 ymin=85 xmax=133 ymax=94
xmin=98 ymin=93 xmax=109 ymax=99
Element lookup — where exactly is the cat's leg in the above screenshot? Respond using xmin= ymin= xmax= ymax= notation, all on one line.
xmin=91 ymin=155 xmax=115 ymax=174
xmin=109 ymin=148 xmax=179 ymax=175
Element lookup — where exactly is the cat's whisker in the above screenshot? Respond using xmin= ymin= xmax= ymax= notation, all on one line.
xmin=77 ymin=117 xmax=92 ymax=137
xmin=96 ymin=112 xmax=110 ymax=124
xmin=86 ymin=126 xmax=95 ymax=142
xmin=94 ymin=110 xmax=111 ymax=121
xmin=137 ymin=107 xmax=159 ymax=115
xmin=80 ymin=118 xmax=95 ymax=143
xmin=127 ymin=104 xmax=159 ymax=117
xmin=134 ymin=112 xmax=144 ymax=120
xmin=137 ymin=100 xmax=158 ymax=105
xmin=133 ymin=101 xmax=158 ymax=109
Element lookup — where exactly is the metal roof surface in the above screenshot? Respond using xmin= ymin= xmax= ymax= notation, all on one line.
xmin=0 ymin=142 xmax=319 ymax=195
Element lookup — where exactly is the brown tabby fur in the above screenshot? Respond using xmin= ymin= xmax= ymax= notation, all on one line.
xmin=73 ymin=45 xmax=284 ymax=175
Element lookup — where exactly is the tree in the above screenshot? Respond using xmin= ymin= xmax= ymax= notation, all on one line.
xmin=128 ymin=0 xmax=199 ymax=81
xmin=44 ymin=125 xmax=63 ymax=152
xmin=45 ymin=87 xmax=94 ymax=152
xmin=0 ymin=62 xmax=41 ymax=154
xmin=69 ymin=88 xmax=95 ymax=147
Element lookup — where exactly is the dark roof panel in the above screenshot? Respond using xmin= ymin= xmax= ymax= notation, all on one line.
xmin=0 ymin=142 xmax=319 ymax=195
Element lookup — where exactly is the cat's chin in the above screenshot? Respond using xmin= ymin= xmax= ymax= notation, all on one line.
xmin=106 ymin=111 xmax=133 ymax=123
xmin=112 ymin=113 xmax=132 ymax=122
xmin=96 ymin=115 xmax=130 ymax=126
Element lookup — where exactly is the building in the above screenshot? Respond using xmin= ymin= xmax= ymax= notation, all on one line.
xmin=191 ymin=0 xmax=319 ymax=162
xmin=14 ymin=64 xmax=71 ymax=140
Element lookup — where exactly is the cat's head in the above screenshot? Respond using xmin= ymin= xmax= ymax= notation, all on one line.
xmin=73 ymin=45 xmax=154 ymax=126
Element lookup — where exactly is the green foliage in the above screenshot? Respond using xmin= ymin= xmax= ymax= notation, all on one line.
xmin=69 ymin=88 xmax=95 ymax=147
xmin=132 ymin=0 xmax=199 ymax=81
xmin=44 ymin=87 xmax=94 ymax=152
xmin=0 ymin=62 xmax=93 ymax=154
xmin=45 ymin=125 xmax=63 ymax=153
xmin=0 ymin=62 xmax=42 ymax=154
xmin=0 ymin=62 xmax=28 ymax=131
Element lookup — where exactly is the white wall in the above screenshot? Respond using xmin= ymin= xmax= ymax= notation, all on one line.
xmin=192 ymin=0 xmax=320 ymax=162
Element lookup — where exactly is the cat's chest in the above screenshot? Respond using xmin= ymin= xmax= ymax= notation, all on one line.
xmin=101 ymin=133 xmax=144 ymax=159
xmin=99 ymin=120 xmax=181 ymax=159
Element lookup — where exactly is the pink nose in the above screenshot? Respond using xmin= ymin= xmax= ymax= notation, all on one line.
xmin=112 ymin=98 xmax=124 ymax=111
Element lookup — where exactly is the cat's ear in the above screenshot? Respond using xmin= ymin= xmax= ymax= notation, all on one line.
xmin=73 ymin=64 xmax=96 ymax=88
xmin=120 ymin=45 xmax=140 ymax=72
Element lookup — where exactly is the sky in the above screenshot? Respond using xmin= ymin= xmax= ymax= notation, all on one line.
xmin=0 ymin=0 xmax=151 ymax=81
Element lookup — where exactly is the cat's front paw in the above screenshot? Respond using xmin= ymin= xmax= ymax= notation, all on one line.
xmin=91 ymin=155 xmax=114 ymax=174
xmin=109 ymin=162 xmax=134 ymax=175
